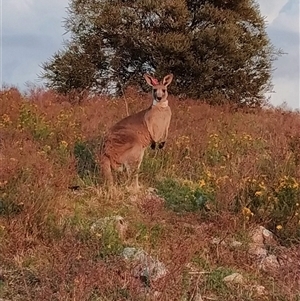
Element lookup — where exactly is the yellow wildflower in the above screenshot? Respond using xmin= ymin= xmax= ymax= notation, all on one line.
xmin=276 ymin=225 xmax=283 ymax=230
xmin=60 ymin=140 xmax=68 ymax=148
xmin=242 ymin=207 xmax=254 ymax=217
xmin=206 ymin=170 xmax=212 ymax=178
xmin=2 ymin=114 xmax=11 ymax=124
xmin=243 ymin=134 xmax=253 ymax=141
xmin=183 ymin=179 xmax=193 ymax=187
xmin=199 ymin=179 xmax=206 ymax=188
xmin=258 ymin=181 xmax=266 ymax=190
xmin=292 ymin=182 xmax=299 ymax=189
xmin=44 ymin=145 xmax=51 ymax=151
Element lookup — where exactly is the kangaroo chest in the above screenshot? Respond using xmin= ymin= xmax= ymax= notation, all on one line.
xmin=145 ymin=106 xmax=171 ymax=142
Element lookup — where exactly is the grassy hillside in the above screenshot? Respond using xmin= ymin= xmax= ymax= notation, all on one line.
xmin=0 ymin=87 xmax=300 ymax=300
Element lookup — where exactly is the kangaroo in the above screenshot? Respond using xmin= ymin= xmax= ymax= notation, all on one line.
xmin=100 ymin=73 xmax=173 ymax=192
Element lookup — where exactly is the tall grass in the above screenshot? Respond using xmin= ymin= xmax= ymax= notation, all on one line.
xmin=0 ymin=87 xmax=299 ymax=300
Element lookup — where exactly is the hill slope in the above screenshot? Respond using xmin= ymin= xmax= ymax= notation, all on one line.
xmin=0 ymin=88 xmax=300 ymax=300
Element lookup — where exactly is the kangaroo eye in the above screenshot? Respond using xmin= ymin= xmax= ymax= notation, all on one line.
xmin=162 ymin=89 xmax=166 ymax=93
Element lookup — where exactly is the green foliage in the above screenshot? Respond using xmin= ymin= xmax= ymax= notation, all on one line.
xmin=41 ymin=43 xmax=107 ymax=95
xmin=181 ymin=266 xmax=233 ymax=299
xmin=73 ymin=140 xmax=100 ymax=185
xmin=95 ymin=222 xmax=124 ymax=259
xmin=141 ymin=150 xmax=171 ymax=184
xmin=206 ymin=133 xmax=227 ymax=165
xmin=206 ymin=267 xmax=233 ymax=293
xmin=41 ymin=0 xmax=280 ymax=106
xmin=56 ymin=140 xmax=70 ymax=164
xmin=0 ymin=197 xmax=23 ymax=216
xmin=134 ymin=222 xmax=164 ymax=248
xmin=156 ymin=178 xmax=214 ymax=212
xmin=192 ymin=252 xmax=210 ymax=270
xmin=237 ymin=176 xmax=300 ymax=244
xmin=19 ymin=103 xmax=51 ymax=141
xmin=206 ymin=130 xmax=268 ymax=166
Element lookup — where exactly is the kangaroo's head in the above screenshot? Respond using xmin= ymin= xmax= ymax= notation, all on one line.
xmin=144 ymin=74 xmax=173 ymax=107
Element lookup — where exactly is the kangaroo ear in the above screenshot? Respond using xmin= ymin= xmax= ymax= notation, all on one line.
xmin=162 ymin=74 xmax=173 ymax=87
xmin=144 ymin=74 xmax=159 ymax=86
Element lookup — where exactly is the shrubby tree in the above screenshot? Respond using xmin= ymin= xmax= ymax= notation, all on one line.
xmin=42 ymin=0 xmax=280 ymax=106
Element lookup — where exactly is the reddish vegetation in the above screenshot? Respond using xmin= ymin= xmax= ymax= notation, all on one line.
xmin=0 ymin=87 xmax=299 ymax=300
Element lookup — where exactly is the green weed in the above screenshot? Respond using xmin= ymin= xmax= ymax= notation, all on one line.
xmin=18 ymin=103 xmax=51 ymax=141
xmin=73 ymin=140 xmax=100 ymax=185
xmin=156 ymin=178 xmax=214 ymax=212
xmin=236 ymin=176 xmax=300 ymax=244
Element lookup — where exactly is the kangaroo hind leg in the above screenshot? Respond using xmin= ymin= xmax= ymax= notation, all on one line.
xmin=124 ymin=147 xmax=145 ymax=193
xmin=101 ymin=155 xmax=114 ymax=187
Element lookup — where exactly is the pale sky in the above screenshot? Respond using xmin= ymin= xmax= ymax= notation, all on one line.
xmin=1 ymin=0 xmax=299 ymax=109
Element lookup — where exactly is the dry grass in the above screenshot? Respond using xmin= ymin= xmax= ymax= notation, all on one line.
xmin=0 ymin=87 xmax=300 ymax=300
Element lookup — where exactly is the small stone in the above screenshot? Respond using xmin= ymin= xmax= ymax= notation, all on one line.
xmin=261 ymin=227 xmax=277 ymax=247
xmin=153 ymin=291 xmax=162 ymax=298
xmin=223 ymin=273 xmax=244 ymax=284
xmin=260 ymin=254 xmax=280 ymax=272
xmin=261 ymin=227 xmax=273 ymax=238
xmin=250 ymin=226 xmax=264 ymax=245
xmin=248 ymin=245 xmax=268 ymax=257
xmin=230 ymin=240 xmax=242 ymax=248
xmin=122 ymin=247 xmax=167 ymax=283
xmin=122 ymin=247 xmax=138 ymax=260
xmin=147 ymin=187 xmax=158 ymax=194
xmin=193 ymin=293 xmax=204 ymax=301
xmin=253 ymin=285 xmax=266 ymax=296
xmin=250 ymin=225 xmax=277 ymax=247
xmin=211 ymin=237 xmax=226 ymax=245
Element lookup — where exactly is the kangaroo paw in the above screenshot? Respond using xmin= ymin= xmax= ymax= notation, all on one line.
xmin=158 ymin=141 xmax=165 ymax=149
xmin=150 ymin=142 xmax=156 ymax=150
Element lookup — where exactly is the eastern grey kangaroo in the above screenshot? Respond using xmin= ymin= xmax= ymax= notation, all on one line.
xmin=100 ymin=73 xmax=173 ymax=191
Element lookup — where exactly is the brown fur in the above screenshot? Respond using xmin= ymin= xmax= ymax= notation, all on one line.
xmin=100 ymin=74 xmax=174 ymax=191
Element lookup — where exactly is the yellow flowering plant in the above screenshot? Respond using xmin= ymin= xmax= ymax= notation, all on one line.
xmin=237 ymin=175 xmax=300 ymax=242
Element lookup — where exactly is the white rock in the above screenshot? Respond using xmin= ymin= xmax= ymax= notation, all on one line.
xmin=250 ymin=225 xmax=276 ymax=247
xmin=122 ymin=247 xmax=167 ymax=282
xmin=262 ymin=227 xmax=273 ymax=238
xmin=248 ymin=225 xmax=277 ymax=258
xmin=230 ymin=240 xmax=243 ymax=248
xmin=260 ymin=254 xmax=280 ymax=272
xmin=147 ymin=187 xmax=158 ymax=194
xmin=153 ymin=291 xmax=162 ymax=298
xmin=253 ymin=285 xmax=266 ymax=296
xmin=223 ymin=273 xmax=244 ymax=284
xmin=211 ymin=237 xmax=226 ymax=245
xmin=193 ymin=293 xmax=204 ymax=301
xmin=261 ymin=227 xmax=277 ymax=246
xmin=248 ymin=245 xmax=268 ymax=257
